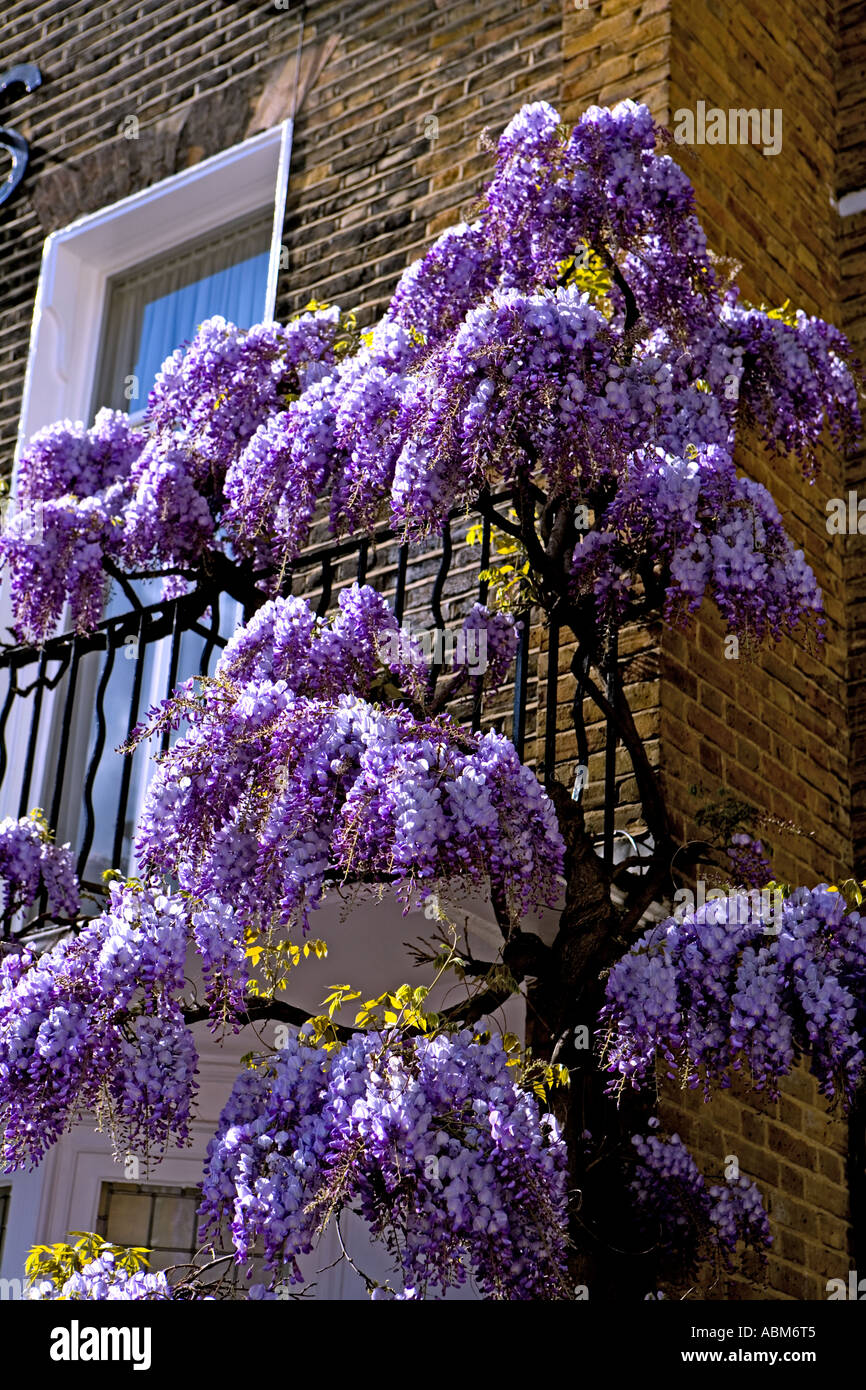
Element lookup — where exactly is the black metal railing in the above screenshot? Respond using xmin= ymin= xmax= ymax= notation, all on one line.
xmin=2 ymin=506 xmax=616 ymax=902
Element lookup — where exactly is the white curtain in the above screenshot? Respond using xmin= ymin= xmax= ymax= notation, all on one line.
xmin=92 ymin=208 xmax=273 ymax=415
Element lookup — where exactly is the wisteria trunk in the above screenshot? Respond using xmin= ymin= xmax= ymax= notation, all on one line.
xmin=524 ymin=784 xmax=656 ymax=1299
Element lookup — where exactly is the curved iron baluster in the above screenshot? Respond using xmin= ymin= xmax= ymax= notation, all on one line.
xmin=198 ymin=596 xmax=221 ymax=679
xmin=0 ymin=668 xmax=21 ymax=793
xmin=160 ymin=601 xmax=183 ymax=754
xmin=470 ymin=516 xmax=492 ymax=732
xmin=429 ymin=519 xmax=451 ymax=634
xmin=427 ymin=518 xmax=452 ymax=696
xmin=48 ymin=637 xmax=82 ymax=833
xmin=111 ymin=613 xmax=146 ymax=871
xmin=0 ymin=64 xmax=42 ymax=211
xmin=17 ymin=647 xmax=48 ymax=816
xmin=76 ymin=628 xmax=117 ymax=880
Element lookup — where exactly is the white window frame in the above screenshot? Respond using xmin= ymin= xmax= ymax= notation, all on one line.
xmin=15 ymin=120 xmax=292 ymax=453
xmin=0 ymin=121 xmax=292 ymax=856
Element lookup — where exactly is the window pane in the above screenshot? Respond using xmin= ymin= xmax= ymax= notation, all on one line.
xmin=101 ymin=1190 xmax=152 ymax=1247
xmin=150 ymin=1194 xmax=198 ymax=1251
xmin=92 ymin=208 xmax=272 ymax=416
xmin=96 ymin=1182 xmax=274 ymax=1297
xmin=98 ymin=1182 xmax=204 ymax=1258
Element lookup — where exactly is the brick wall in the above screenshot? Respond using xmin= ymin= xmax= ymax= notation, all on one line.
xmin=838 ymin=0 xmax=866 ymax=868
xmin=0 ymin=0 xmax=295 ymax=473
xmin=664 ymin=0 xmax=847 ymax=891
xmin=660 ymin=1069 xmax=851 ymax=1300
xmin=276 ymin=0 xmax=561 ymax=325
xmin=663 ymin=0 xmax=852 ymax=1301
xmin=0 ymin=0 xmax=861 ymax=1300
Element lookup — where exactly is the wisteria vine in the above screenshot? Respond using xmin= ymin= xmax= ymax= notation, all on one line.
xmin=199 ymin=1029 xmax=570 ymax=1300
xmin=0 ymin=101 xmax=857 ymax=647
xmin=132 ymin=584 xmax=555 ymax=932
xmin=0 ymin=879 xmax=214 ymax=1168
xmin=600 ymin=886 xmax=866 ymax=1104
xmin=0 ymin=95 xmax=862 ymax=1301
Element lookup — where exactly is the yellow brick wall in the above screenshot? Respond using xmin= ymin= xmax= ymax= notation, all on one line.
xmin=559 ymin=0 xmax=856 ymax=1301
xmin=665 ymin=0 xmax=848 ymax=889
xmin=0 ymin=0 xmax=860 ymax=1302
xmin=664 ymin=0 xmax=852 ymax=1299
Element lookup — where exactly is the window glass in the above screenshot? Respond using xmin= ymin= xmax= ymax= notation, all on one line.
xmin=97 ymin=1181 xmax=268 ymax=1290
xmin=57 ymin=210 xmax=267 ymax=881
xmin=97 ymin=1181 xmax=203 ymax=1273
xmin=91 ymin=208 xmax=272 ymax=417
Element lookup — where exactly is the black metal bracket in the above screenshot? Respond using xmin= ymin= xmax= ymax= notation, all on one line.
xmin=0 ymin=63 xmax=42 ymax=211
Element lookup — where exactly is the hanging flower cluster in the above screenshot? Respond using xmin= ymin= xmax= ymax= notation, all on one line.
xmin=570 ymin=444 xmax=823 ymax=642
xmin=725 ymin=832 xmax=773 ymax=889
xmin=133 ymin=586 xmax=560 ymax=932
xmin=0 ymin=880 xmax=217 ymax=1167
xmin=600 ymin=886 xmax=866 ymax=1104
xmin=2 ymin=101 xmax=857 ymax=647
xmin=0 ymin=310 xmax=343 ymax=642
xmin=0 ymin=810 xmax=79 ymax=921
xmin=199 ymin=1029 xmax=569 ymax=1300
xmin=629 ymin=1131 xmax=770 ymax=1268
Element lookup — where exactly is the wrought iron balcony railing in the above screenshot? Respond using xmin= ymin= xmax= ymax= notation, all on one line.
xmin=0 ymin=507 xmax=591 ymax=907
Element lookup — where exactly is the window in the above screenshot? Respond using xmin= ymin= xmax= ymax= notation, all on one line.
xmin=91 ymin=207 xmax=273 ymax=417
xmin=96 ymin=1181 xmax=267 ymax=1291
xmin=67 ymin=199 xmax=271 ymax=877
xmin=97 ymin=1181 xmax=203 ymax=1273
xmin=2 ymin=123 xmax=291 ymax=881
xmin=15 ymin=120 xmax=291 ymax=447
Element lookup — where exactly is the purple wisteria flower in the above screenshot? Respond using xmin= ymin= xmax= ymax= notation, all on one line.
xmin=199 ymin=1029 xmax=569 ymax=1300
xmin=629 ymin=1131 xmax=770 ymax=1268
xmin=1 ymin=101 xmax=856 ymax=647
xmin=134 ymin=587 xmax=563 ymax=932
xmin=0 ymin=811 xmax=78 ymax=921
xmin=601 ymin=886 xmax=866 ymax=1104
